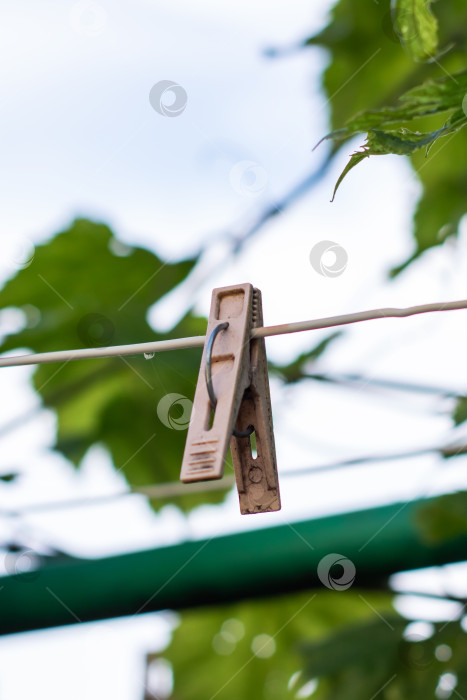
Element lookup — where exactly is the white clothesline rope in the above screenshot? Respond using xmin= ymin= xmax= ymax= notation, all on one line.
xmin=0 ymin=299 xmax=466 ymax=369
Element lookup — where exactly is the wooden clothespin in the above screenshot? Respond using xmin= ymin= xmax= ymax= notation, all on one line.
xmin=180 ymin=283 xmax=281 ymax=514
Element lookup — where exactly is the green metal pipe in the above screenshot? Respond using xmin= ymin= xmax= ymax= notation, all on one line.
xmin=1 ymin=495 xmax=465 ymax=636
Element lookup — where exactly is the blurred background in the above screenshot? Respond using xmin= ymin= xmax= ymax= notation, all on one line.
xmin=1 ymin=0 xmax=467 ymax=698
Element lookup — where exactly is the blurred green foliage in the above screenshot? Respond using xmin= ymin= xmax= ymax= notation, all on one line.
xmin=160 ymin=589 xmax=467 ymax=700
xmin=0 ymin=219 xmax=228 ymax=511
xmin=453 ymin=396 xmax=467 ymax=426
xmin=308 ymin=0 xmax=467 ymax=274
xmin=162 ymin=590 xmax=397 ymax=700
xmin=302 ymin=617 xmax=467 ymax=699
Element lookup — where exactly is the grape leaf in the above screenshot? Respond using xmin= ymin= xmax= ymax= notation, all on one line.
xmin=393 ymin=0 xmax=439 ymax=61
xmin=0 ymin=219 xmax=229 ymax=512
xmin=307 ymin=0 xmax=467 ymax=273
xmin=315 ymin=70 xmax=467 ymax=199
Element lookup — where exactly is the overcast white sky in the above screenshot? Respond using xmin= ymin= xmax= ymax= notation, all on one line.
xmin=1 ymin=0 xmax=467 ymax=698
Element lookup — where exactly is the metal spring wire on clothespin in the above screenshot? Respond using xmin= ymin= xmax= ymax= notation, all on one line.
xmin=204 ymin=322 xmax=254 ymax=439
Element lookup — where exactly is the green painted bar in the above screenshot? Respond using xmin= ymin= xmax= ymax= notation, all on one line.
xmin=1 ymin=496 xmax=466 ymax=635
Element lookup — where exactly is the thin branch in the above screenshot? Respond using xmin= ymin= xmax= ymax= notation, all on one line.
xmin=3 ymin=440 xmax=467 ymax=517
xmin=305 ymin=372 xmax=464 ymax=399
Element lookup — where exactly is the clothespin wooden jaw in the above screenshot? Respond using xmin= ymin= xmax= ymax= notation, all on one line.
xmin=180 ymin=283 xmax=281 ymax=514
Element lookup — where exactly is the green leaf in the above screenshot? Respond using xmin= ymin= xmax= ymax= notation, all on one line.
xmin=307 ymin=0 xmax=467 ymax=274
xmin=331 ymin=128 xmax=440 ymax=200
xmin=345 ymin=73 xmax=467 ymax=132
xmin=322 ymin=70 xmax=467 ymax=200
xmin=393 ymin=0 xmax=439 ymax=61
xmin=0 ymin=219 xmax=228 ymax=512
xmin=305 ymin=0 xmax=419 ymax=134
xmin=331 ymin=150 xmax=370 ymax=201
